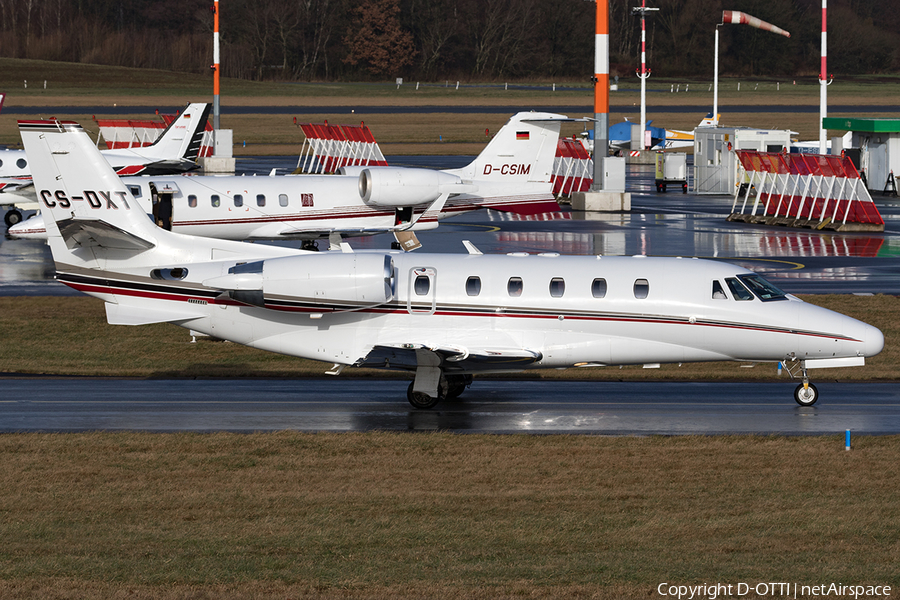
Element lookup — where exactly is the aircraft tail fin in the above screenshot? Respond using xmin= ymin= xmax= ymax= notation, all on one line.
xmin=699 ymin=113 xmax=719 ymax=127
xmin=456 ymin=112 xmax=565 ymax=185
xmin=447 ymin=112 xmax=567 ymax=215
xmin=143 ymin=102 xmax=211 ymax=161
xmin=19 ymin=120 xmax=160 ymax=252
xmin=0 ymin=93 xmax=5 ymax=114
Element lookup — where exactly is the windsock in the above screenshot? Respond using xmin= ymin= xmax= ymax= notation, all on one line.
xmin=722 ymin=11 xmax=790 ymax=38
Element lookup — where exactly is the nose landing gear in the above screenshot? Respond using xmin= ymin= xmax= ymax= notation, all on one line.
xmin=783 ymin=358 xmax=819 ymax=406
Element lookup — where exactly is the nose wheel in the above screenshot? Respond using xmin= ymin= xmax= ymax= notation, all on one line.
xmin=793 ymin=382 xmax=819 ymax=406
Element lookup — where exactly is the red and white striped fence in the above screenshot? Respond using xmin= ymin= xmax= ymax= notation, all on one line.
xmin=728 ymin=150 xmax=884 ymax=231
xmin=552 ymin=137 xmax=593 ymax=197
xmin=294 ymin=121 xmax=388 ymax=174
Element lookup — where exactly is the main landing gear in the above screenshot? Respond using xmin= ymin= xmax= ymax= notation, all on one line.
xmin=783 ymin=358 xmax=819 ymax=407
xmin=4 ymin=209 xmax=23 ymax=228
xmin=406 ymin=374 xmax=472 ymax=409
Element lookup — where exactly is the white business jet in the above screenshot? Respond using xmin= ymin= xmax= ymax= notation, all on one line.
xmin=2 ymin=102 xmax=211 ymax=226
xmin=9 ymin=111 xmax=563 ymax=249
xmin=20 ymin=118 xmax=883 ymax=409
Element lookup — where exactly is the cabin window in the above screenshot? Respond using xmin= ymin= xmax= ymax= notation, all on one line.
xmin=549 ymin=278 xmax=565 ymax=298
xmin=712 ymin=280 xmax=727 ymax=299
xmin=234 ymin=194 xmax=243 ymax=207
xmin=414 ymin=275 xmax=430 ymax=296
xmin=591 ymin=278 xmax=607 ymax=298
xmin=301 ymin=193 xmax=314 ymax=207
xmin=211 ymin=194 xmax=221 ymax=208
xmin=466 ymin=276 xmax=481 ymax=296
xmin=16 ymin=158 xmax=26 ymax=169
xmin=507 ymin=277 xmax=523 ymax=297
xmin=0 ymin=159 xmax=3 ymax=167
xmin=725 ymin=277 xmax=754 ymax=301
xmin=737 ymin=274 xmax=787 ymax=302
xmin=128 ymin=185 xmax=142 ymax=198
xmin=633 ymin=278 xmax=649 ymax=299
xmin=187 ymin=194 xmax=197 ymax=208
xmin=279 ymin=194 xmax=289 ymax=207
xmin=257 ymin=194 xmax=266 ymax=207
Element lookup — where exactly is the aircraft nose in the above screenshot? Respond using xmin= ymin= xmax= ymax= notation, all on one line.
xmin=844 ymin=315 xmax=884 ymax=358
xmin=861 ymin=322 xmax=885 ymax=358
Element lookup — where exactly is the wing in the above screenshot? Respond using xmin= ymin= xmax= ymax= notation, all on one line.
xmin=355 ymin=343 xmax=542 ymax=373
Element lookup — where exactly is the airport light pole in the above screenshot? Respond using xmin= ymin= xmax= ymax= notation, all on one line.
xmin=819 ymin=0 xmax=830 ymax=154
xmin=633 ymin=1 xmax=658 ymax=150
xmin=591 ymin=0 xmax=609 ymax=191
xmin=212 ymin=0 xmax=221 ymax=139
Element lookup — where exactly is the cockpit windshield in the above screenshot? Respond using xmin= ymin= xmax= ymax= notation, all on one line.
xmin=737 ymin=274 xmax=788 ymax=302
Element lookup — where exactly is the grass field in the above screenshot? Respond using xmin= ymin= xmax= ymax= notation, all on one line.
xmin=0 ymin=432 xmax=899 ymax=599
xmin=2 ymin=58 xmax=900 ymax=152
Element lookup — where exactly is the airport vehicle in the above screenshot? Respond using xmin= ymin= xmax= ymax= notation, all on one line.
xmin=9 ymin=112 xmax=564 ymax=248
xmin=21 ymin=118 xmax=883 ymax=408
xmin=1 ymin=103 xmax=210 ymax=226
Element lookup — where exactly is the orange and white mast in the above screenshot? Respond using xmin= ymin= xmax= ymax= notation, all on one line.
xmin=591 ymin=0 xmax=608 ymax=190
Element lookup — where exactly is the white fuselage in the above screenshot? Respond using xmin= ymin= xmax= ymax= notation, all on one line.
xmin=10 ymin=173 xmax=559 ymax=241
xmin=54 ymin=251 xmax=883 ymax=372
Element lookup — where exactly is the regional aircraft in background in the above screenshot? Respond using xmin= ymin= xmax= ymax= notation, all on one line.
xmin=10 ymin=112 xmax=565 ymax=250
xmin=586 ymin=113 xmax=719 ymax=153
xmin=21 ymin=118 xmax=883 ymax=408
xmin=1 ymin=102 xmax=211 ymax=226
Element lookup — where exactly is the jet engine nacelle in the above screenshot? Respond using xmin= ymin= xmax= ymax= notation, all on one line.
xmin=205 ymin=253 xmax=395 ymax=310
xmin=358 ymin=167 xmax=466 ymax=207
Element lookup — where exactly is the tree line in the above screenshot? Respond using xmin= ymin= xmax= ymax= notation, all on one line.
xmin=0 ymin=0 xmax=897 ymax=82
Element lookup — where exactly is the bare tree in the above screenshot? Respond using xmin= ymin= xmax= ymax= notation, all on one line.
xmin=343 ymin=0 xmax=416 ymax=77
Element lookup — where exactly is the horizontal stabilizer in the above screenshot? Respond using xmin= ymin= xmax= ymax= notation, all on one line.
xmin=57 ymin=217 xmax=156 ymax=251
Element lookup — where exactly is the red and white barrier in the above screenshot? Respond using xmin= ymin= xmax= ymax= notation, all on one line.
xmin=295 ymin=121 xmax=388 ymax=174
xmin=729 ymin=150 xmax=884 ymax=231
xmin=94 ymin=112 xmax=214 ymax=157
xmin=552 ymin=137 xmax=593 ymax=197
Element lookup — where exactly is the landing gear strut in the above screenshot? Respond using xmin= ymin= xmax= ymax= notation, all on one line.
xmin=784 ymin=358 xmax=819 ymax=406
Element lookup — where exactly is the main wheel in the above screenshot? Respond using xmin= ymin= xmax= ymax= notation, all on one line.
xmin=407 ymin=380 xmax=447 ymax=410
xmin=4 ymin=209 xmax=23 ymax=227
xmin=445 ymin=374 xmax=472 ymax=400
xmin=794 ymin=382 xmax=819 ymax=406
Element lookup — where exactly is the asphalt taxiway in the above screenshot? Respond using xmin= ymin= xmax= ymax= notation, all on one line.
xmin=1 ymin=379 xmax=898 ymax=435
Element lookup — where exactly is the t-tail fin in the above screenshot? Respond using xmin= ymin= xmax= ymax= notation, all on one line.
xmin=142 ymin=102 xmax=211 ymax=161
xmin=445 ymin=112 xmax=568 ymax=215
xmin=458 ymin=112 xmax=565 ymax=184
xmin=19 ymin=120 xmax=159 ymax=253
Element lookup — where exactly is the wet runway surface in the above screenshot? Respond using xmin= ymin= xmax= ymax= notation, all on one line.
xmin=1 ymin=378 xmax=897 ymax=435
